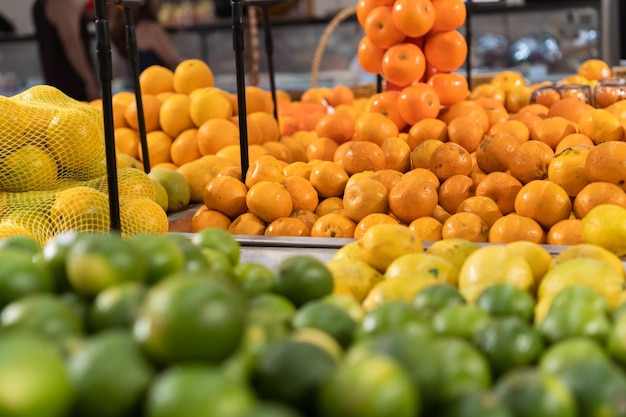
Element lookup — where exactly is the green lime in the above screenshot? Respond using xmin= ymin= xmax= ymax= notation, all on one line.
xmin=0 ymin=293 xmax=83 ymax=350
xmin=432 ymin=304 xmax=491 ymax=341
xmin=59 ymin=291 xmax=90 ymax=329
xmin=0 ymin=235 xmax=42 ymax=256
xmin=66 ymin=232 xmax=148 ymax=297
xmin=67 ymin=330 xmax=155 ymax=417
xmin=613 ymin=302 xmax=626 ymax=321
xmin=317 ymin=353 xmax=418 ymax=417
xmin=248 ymin=293 xmax=297 ymax=325
xmin=554 ymin=358 xmax=626 ymax=417
xmin=191 ymin=227 xmax=240 ymax=266
xmin=0 ymin=249 xmax=54 ymax=309
xmin=0 ymin=331 xmax=73 ymax=417
xmin=440 ymin=389 xmax=513 ymax=417
xmin=355 ymin=301 xmax=433 ymax=341
xmin=162 ymin=233 xmax=210 ymax=272
xmin=251 ymin=340 xmax=336 ymax=413
xmin=273 ymin=255 xmax=334 ymax=306
xmin=233 ymin=262 xmax=275 ymax=298
xmin=40 ymin=230 xmax=81 ymax=292
xmin=431 ymin=337 xmax=492 ymax=405
xmin=322 ymin=293 xmax=365 ymax=322
xmin=539 ymin=337 xmax=610 ymax=375
xmin=538 ymin=300 xmax=611 ymax=344
xmin=200 ymin=247 xmax=234 ymax=277
xmin=473 ymin=316 xmax=544 ymax=376
xmin=291 ymin=327 xmax=344 ymax=363
xmin=241 ymin=403 xmax=304 ymax=417
xmin=475 ymin=283 xmax=536 ymax=322
xmin=129 ymin=233 xmax=186 ymax=284
xmin=607 ymin=314 xmax=626 ymax=366
xmin=548 ymin=285 xmax=610 ymax=315
xmin=412 ymin=283 xmax=466 ymax=317
xmin=494 ymin=367 xmax=576 ymax=417
xmin=87 ymin=282 xmax=148 ymax=332
xmin=133 ymin=272 xmax=247 ymax=364
xmin=292 ymin=300 xmax=357 ymax=348
xmin=346 ymin=330 xmax=439 ymax=414
xmin=145 ymin=364 xmax=256 ymax=417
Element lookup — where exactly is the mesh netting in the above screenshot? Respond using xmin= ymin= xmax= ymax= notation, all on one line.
xmin=0 ymin=85 xmax=168 ymax=244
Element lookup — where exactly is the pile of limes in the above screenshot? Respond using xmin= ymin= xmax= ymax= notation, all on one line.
xmin=0 ymin=228 xmax=626 ymax=417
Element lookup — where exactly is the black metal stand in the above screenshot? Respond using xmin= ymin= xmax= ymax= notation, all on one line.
xmin=94 ymin=0 xmax=121 ymax=231
xmin=376 ymin=74 xmax=383 ymax=93
xmin=123 ymin=6 xmax=151 ymax=173
xmin=232 ymin=0 xmax=250 ymax=179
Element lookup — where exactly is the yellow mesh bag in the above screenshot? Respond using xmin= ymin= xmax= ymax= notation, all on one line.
xmin=0 ymin=85 xmax=169 ymax=244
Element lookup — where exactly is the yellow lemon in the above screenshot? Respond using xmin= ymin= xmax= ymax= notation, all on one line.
xmin=362 ymin=273 xmax=440 ymax=312
xmin=582 ymin=204 xmax=626 ymax=258
xmin=505 ymin=240 xmax=553 ymax=287
xmin=325 ymin=258 xmax=383 ymax=303
xmin=385 ymin=252 xmax=459 ymax=286
xmin=552 ymin=242 xmax=625 ymax=277
xmin=358 ymin=223 xmax=423 ymax=273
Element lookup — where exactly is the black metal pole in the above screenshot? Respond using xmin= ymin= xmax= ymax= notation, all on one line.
xmin=232 ymin=0 xmax=250 ymax=179
xmin=465 ymin=0 xmax=473 ymax=89
xmin=376 ymin=73 xmax=383 ymax=93
xmin=94 ymin=0 xmax=121 ymax=231
xmin=123 ymin=6 xmax=151 ymax=173
xmin=261 ymin=6 xmax=279 ymax=125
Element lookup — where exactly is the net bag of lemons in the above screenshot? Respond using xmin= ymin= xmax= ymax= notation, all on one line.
xmin=0 ymin=85 xmax=168 ymax=245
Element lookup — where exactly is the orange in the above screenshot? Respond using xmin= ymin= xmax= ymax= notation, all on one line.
xmin=447 ymin=115 xmax=486 ymax=153
xmin=488 ymin=213 xmax=546 ymax=244
xmin=546 ymin=219 xmax=585 ymax=246
xmin=354 ymin=213 xmax=399 ymax=239
xmin=290 ymin=210 xmax=320 ymax=231
xmin=381 ymin=43 xmax=427 ymax=87
xmin=402 ymin=167 xmax=440 ymax=190
xmin=554 ymin=133 xmax=594 ymax=154
xmin=505 ymin=86 xmax=532 ymax=113
xmin=327 ymin=85 xmax=355 ymax=108
xmin=514 ymin=180 xmax=572 ymax=229
xmin=456 ymin=195 xmax=503 ymax=228
xmin=530 ymin=116 xmax=578 ymax=150
xmin=357 ymin=0 xmax=378 ymax=26
xmin=485 ymin=105 xmax=510 ymax=129
xmin=432 ymin=204 xmax=452 ymax=224
xmin=410 ymin=139 xmax=444 ymax=169
xmin=357 ymin=36 xmax=385 ymax=75
xmin=427 ymin=72 xmax=469 ymax=107
xmin=300 ymin=88 xmax=329 ymax=105
xmin=309 ymin=161 xmax=350 ymax=198
xmin=114 ymin=127 xmax=140 ymax=158
xmin=315 ymin=112 xmax=355 ymax=144
xmin=264 ymin=217 xmax=310 ymax=237
xmin=202 ymin=175 xmax=248 ymax=219
xmin=530 ymin=86 xmax=561 ymax=108
xmin=577 ymin=108 xmax=625 ymax=144
xmin=439 ymin=99 xmax=490 ymax=132
xmin=396 ymin=83 xmax=441 ymax=125
xmin=310 ymin=213 xmax=356 ymax=238
xmin=388 ymin=173 xmax=438 ymax=223
xmin=428 ymin=141 xmax=472 ymax=181
xmin=469 ymin=84 xmax=506 ymax=104
xmin=245 ymin=180 xmax=293 ymax=223
xmin=491 ymin=70 xmax=526 ymax=94
xmin=190 ymin=206 xmax=232 ymax=232
xmin=280 ymin=136 xmax=308 ymax=163
xmin=508 ymin=110 xmax=544 ymax=133
xmin=408 ymin=216 xmax=443 ymax=241
xmin=508 ymin=140 xmax=554 ymax=184
xmin=228 ymin=212 xmax=267 ymax=235
xmin=159 ymin=93 xmax=194 ymax=138
xmin=262 ymin=141 xmax=293 ymax=163
xmin=547 ymin=146 xmax=591 ymax=197
xmin=172 ymin=59 xmax=214 ymax=94
xmin=123 ymin=94 xmax=162 ymax=132
xmin=488 ymin=120 xmax=530 ymax=144
xmin=368 ymin=90 xmax=407 ymax=131
xmin=584 ymin=141 xmax=626 ymax=191
xmin=406 ymin=118 xmax=448 ymax=150
xmin=170 ymin=128 xmax=201 ymax=166
xmin=249 ymin=111 xmax=281 ymax=144
xmin=283 ymin=161 xmax=313 ymax=179
xmin=315 ymin=197 xmax=344 ymax=217
xmin=381 ymin=137 xmax=411 ymax=172
xmin=474 ymin=132 xmax=520 ymax=173
xmin=283 ymin=175 xmax=319 ymax=213
xmin=152 ymin=162 xmax=178 ymax=170
xmin=369 ymin=168 xmax=404 ymax=193
xmin=577 ymin=58 xmax=611 ymax=81
xmin=572 ymin=182 xmax=626 ymax=219
xmin=343 ymin=178 xmax=389 ymax=222
xmin=244 ymin=154 xmax=286 ymax=188
xmin=363 ymin=6 xmax=406 ymax=49
xmin=196 ymin=119 xmax=239 ymax=155
xmin=423 ymin=29 xmax=467 ymax=72
xmin=217 ymin=165 xmax=242 ymax=181
xmin=430 ymin=0 xmax=466 ymax=32
xmin=438 ymin=174 xmax=475 ymax=214
xmin=176 ymin=155 xmax=231 ymax=202
xmin=353 ymin=112 xmax=399 ymax=146
xmin=139 ymin=65 xmax=175 ymax=95
xmin=474 ymin=171 xmax=522 ymax=215
xmin=441 ymin=212 xmax=489 ymax=242
xmin=137 ymin=130 xmax=173 ymax=167
xmin=188 ymin=87 xmax=233 ymax=127
xmin=245 ymin=86 xmax=274 ymax=114
xmin=339 ymin=141 xmax=387 ymax=176
xmin=112 ymin=90 xmax=135 ymax=109
xmin=391 ymin=0 xmax=435 ymax=38
xmin=546 ymin=97 xmax=593 ymax=123
xmin=306 ymin=137 xmax=339 ymax=162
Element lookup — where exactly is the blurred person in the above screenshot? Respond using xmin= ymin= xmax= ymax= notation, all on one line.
xmin=109 ymin=0 xmax=183 ymax=74
xmin=32 ymin=0 xmax=100 ymax=101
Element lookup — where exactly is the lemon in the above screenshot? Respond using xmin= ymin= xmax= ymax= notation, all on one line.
xmin=552 ymin=243 xmax=624 ymax=277
xmin=51 ymin=186 xmax=111 ymax=233
xmin=425 ymin=238 xmax=480 ymax=271
xmin=332 ymin=241 xmax=364 ymax=262
xmin=325 ymin=258 xmax=384 ymax=303
xmin=362 ymin=273 xmax=439 ymax=312
xmin=0 ymin=145 xmax=58 ymax=192
xmin=148 ymin=168 xmax=191 ymax=213
xmin=152 ymin=181 xmax=169 ymax=212
xmin=384 ymin=252 xmax=459 ymax=286
xmin=358 ymin=223 xmax=423 ymax=273
xmin=458 ymin=245 xmax=535 ymax=304
xmin=582 ymin=204 xmax=626 ymax=257
xmin=505 ymin=240 xmax=553 ymax=286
